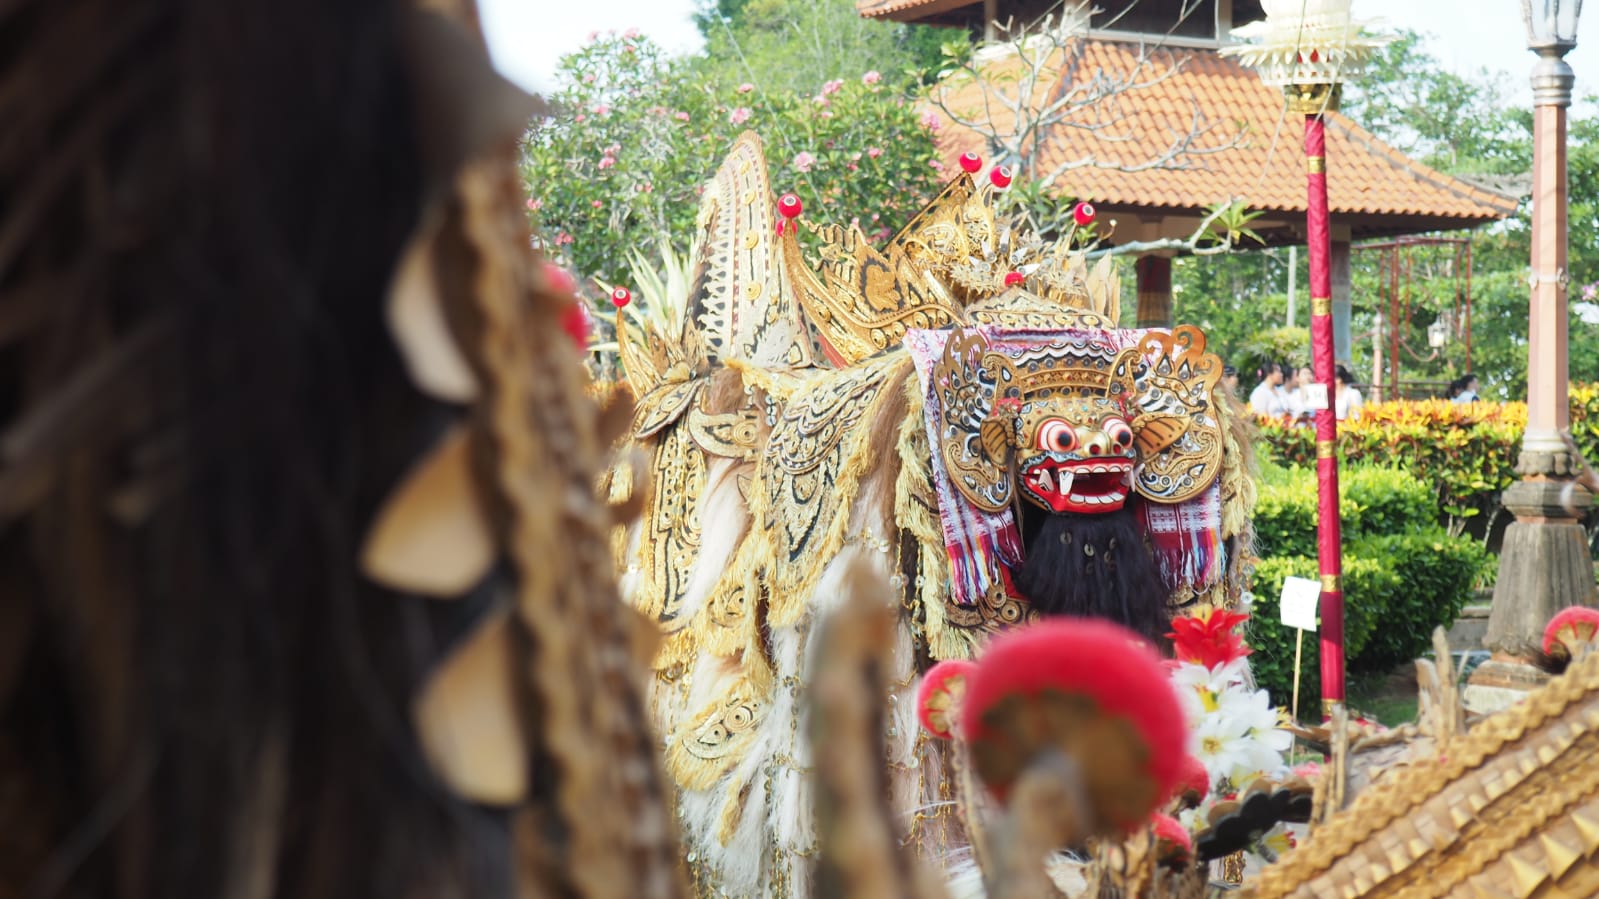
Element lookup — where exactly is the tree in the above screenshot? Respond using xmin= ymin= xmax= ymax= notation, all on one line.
xmin=522 ymin=33 xmax=942 ymax=287
xmin=694 ymin=0 xmax=952 ymax=96
xmin=925 ymin=11 xmax=1256 ymax=246
xmin=1171 ymin=29 xmax=1599 ymax=401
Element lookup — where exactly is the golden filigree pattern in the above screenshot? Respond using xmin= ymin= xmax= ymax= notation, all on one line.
xmin=634 ymin=422 xmax=706 ymax=628
xmin=783 ymin=220 xmax=956 ymax=366
xmin=633 ymin=375 xmax=703 ymax=438
xmin=666 ymin=684 xmax=767 ymax=792
xmin=685 ymin=132 xmax=814 ymax=369
xmin=930 ymin=330 xmax=1010 ymax=512
xmin=687 ymin=405 xmax=762 ymax=461
xmin=964 ymin=291 xmax=1116 ymax=330
xmin=762 ymin=355 xmax=910 ymax=624
xmin=1130 ymin=326 xmax=1225 ymax=503
xmin=943 ymin=576 xmax=1034 ymax=631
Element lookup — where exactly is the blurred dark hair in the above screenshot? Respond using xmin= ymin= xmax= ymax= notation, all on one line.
xmin=0 ymin=2 xmax=519 ymax=897
xmin=1335 ymin=364 xmax=1355 ymax=385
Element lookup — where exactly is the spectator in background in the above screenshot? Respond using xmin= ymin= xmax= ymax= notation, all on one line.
xmin=1249 ymin=362 xmax=1290 ymax=417
xmin=1452 ymin=373 xmax=1480 ymax=404
xmin=1221 ymin=365 xmax=1240 ymax=398
xmin=1286 ymin=364 xmax=1317 ymax=421
xmin=1335 ymin=364 xmax=1363 ymax=421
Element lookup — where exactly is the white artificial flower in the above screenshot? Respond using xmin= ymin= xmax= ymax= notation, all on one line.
xmin=1190 ymin=713 xmax=1254 ymax=784
xmin=1190 ymin=685 xmax=1292 ymax=787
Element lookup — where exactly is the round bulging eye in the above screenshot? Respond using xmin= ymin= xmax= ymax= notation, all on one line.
xmin=1036 ymin=419 xmax=1077 ymax=452
xmin=1106 ymin=418 xmax=1134 ymax=448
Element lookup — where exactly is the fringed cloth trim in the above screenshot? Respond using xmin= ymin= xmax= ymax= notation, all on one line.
xmin=893 ymin=374 xmax=981 ymax=662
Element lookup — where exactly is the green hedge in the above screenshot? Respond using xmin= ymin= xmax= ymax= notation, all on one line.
xmin=1255 ymin=384 xmax=1599 ymax=536
xmin=1244 ymin=464 xmax=1493 ymax=713
xmin=1352 ymin=533 xmax=1491 ymax=671
xmin=1253 ymin=465 xmax=1436 ymax=559
xmin=1247 ymin=554 xmax=1389 ymax=711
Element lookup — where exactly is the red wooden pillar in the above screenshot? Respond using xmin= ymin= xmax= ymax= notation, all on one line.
xmin=1305 ymin=114 xmax=1345 ymax=713
xmin=1135 ymin=255 xmax=1173 ymax=329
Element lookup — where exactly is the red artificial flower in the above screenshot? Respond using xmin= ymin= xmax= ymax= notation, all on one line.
xmin=1167 ymin=608 xmax=1252 ymax=669
xmin=1542 ymin=606 xmax=1599 ymax=656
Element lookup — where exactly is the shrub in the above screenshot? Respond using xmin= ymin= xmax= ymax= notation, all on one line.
xmin=1252 ymin=464 xmax=1436 ymax=559
xmin=1352 ymin=532 xmax=1491 ymax=671
xmin=1246 ymin=533 xmax=1490 ymax=715
xmin=1254 ymin=388 xmax=1599 ymax=540
xmin=1256 ymin=399 xmax=1523 ymax=533
xmin=1247 ymin=554 xmax=1390 ymax=716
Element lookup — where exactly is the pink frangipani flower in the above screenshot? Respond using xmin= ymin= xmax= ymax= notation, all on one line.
xmin=730 ymin=107 xmax=752 ymax=125
xmin=793 ymin=151 xmax=816 ymax=173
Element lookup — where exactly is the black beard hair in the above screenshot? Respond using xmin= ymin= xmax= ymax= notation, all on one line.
xmin=1014 ymin=502 xmax=1172 ymax=647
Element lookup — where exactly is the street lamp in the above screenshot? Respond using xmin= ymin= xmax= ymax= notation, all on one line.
xmin=1472 ymin=0 xmax=1595 ymax=710
xmin=1223 ymin=1 xmax=1387 ymax=718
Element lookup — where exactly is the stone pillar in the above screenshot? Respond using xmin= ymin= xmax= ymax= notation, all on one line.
xmin=1467 ymin=480 xmax=1595 ymax=711
xmin=1467 ymin=42 xmax=1592 ymax=713
xmin=1331 ymin=239 xmax=1353 ymax=365
xmin=1135 ymin=255 xmax=1173 ymax=329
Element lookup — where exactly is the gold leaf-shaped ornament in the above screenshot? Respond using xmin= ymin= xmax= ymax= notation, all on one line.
xmin=361 ymin=426 xmax=495 ymax=597
xmin=413 ymin=610 xmax=528 ymax=805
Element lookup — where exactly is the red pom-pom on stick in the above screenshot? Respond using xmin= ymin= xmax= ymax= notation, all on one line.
xmin=959 ymin=151 xmax=983 ymax=173
xmin=1543 ymin=606 xmax=1599 ymax=657
xmin=1073 ymin=201 xmax=1097 ymax=226
xmin=1151 ymin=812 xmax=1194 ymax=866
xmin=1004 ymin=271 xmax=1026 ymax=287
xmin=961 ymin=619 xmax=1186 ymax=830
xmin=610 ymin=287 xmax=632 ymax=308
xmin=988 ymin=165 xmax=1013 ymax=189
xmin=778 ymin=193 xmax=803 ymax=219
xmin=1176 ymin=754 xmax=1210 ymax=800
xmin=916 ymin=660 xmax=977 ymax=740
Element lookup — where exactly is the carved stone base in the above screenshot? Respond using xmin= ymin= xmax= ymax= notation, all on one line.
xmin=1463 ymin=657 xmax=1553 ymax=715
xmin=1482 ymin=479 xmax=1597 ymax=658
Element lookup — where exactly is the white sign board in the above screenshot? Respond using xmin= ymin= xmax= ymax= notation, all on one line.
xmin=1279 ymin=577 xmax=1321 ymax=632
xmin=1303 ymin=382 xmax=1329 ymax=411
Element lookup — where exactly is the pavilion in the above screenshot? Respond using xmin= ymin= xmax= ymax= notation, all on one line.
xmin=857 ymin=0 xmax=1518 ymax=355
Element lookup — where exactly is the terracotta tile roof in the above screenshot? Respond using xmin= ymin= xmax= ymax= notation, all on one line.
xmin=857 ymin=0 xmax=969 ymax=20
xmin=930 ymin=40 xmax=1517 ymax=235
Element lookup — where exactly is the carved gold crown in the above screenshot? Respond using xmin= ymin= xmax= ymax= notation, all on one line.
xmin=998 ymin=343 xmax=1142 ymax=403
xmin=780 ymin=166 xmax=1121 ymax=367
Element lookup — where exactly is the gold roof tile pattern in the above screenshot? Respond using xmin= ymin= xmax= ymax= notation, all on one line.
xmin=1242 ymin=646 xmax=1599 ymax=898
xmin=929 ymin=40 xmax=1517 ymax=235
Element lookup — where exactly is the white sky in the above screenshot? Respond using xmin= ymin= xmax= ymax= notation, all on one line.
xmin=479 ymin=0 xmax=1597 ymax=101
